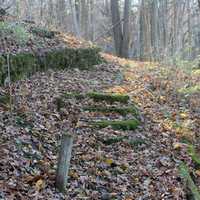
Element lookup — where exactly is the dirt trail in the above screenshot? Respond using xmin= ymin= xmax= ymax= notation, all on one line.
xmin=2 ymin=53 xmax=198 ymax=199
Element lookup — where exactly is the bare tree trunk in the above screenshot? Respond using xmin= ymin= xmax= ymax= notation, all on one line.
xmin=80 ymin=0 xmax=89 ymax=39
xmin=139 ymin=0 xmax=146 ymax=60
xmin=47 ymin=0 xmax=54 ymax=28
xmin=121 ymin=0 xmax=131 ymax=58
xmin=150 ymin=0 xmax=158 ymax=60
xmin=57 ymin=0 xmax=67 ymax=31
xmin=88 ymin=0 xmax=95 ymax=41
xmin=110 ymin=0 xmax=123 ymax=56
xmin=69 ymin=0 xmax=81 ymax=37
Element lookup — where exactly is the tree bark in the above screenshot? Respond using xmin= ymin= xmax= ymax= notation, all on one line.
xmin=121 ymin=0 xmax=131 ymax=58
xmin=110 ymin=0 xmax=123 ymax=57
xmin=69 ymin=0 xmax=81 ymax=37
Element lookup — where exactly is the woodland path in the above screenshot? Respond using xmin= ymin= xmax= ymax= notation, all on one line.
xmin=1 ymin=53 xmax=199 ymax=199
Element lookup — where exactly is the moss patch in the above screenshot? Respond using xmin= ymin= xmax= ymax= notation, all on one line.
xmin=83 ymin=106 xmax=138 ymax=116
xmin=30 ymin=26 xmax=55 ymax=39
xmin=178 ymin=85 xmax=200 ymax=95
xmin=188 ymin=145 xmax=200 ymax=167
xmin=128 ymin=138 xmax=146 ymax=148
xmin=0 ymin=21 xmax=30 ymax=45
xmin=87 ymin=92 xmax=130 ymax=103
xmin=92 ymin=119 xmax=139 ymax=130
xmin=62 ymin=92 xmax=130 ymax=104
xmin=0 ymin=47 xmax=102 ymax=85
xmin=179 ymin=163 xmax=200 ymax=200
xmin=0 ymin=94 xmax=10 ymax=106
xmin=63 ymin=92 xmax=85 ymax=100
xmin=102 ymin=136 xmax=127 ymax=145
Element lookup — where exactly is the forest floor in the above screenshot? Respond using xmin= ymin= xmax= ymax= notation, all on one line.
xmin=0 ymin=52 xmax=200 ymax=199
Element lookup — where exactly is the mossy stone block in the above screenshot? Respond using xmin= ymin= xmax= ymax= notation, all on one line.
xmin=92 ymin=119 xmax=139 ymax=130
xmin=87 ymin=92 xmax=130 ymax=103
xmin=83 ymin=106 xmax=138 ymax=116
xmin=0 ymin=47 xmax=103 ymax=85
xmin=188 ymin=145 xmax=200 ymax=168
xmin=102 ymin=136 xmax=127 ymax=145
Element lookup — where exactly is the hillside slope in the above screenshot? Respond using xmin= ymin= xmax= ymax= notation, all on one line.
xmin=0 ymin=37 xmax=200 ymax=199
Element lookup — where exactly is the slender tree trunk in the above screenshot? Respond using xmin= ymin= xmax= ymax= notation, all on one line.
xmin=150 ymin=0 xmax=158 ymax=60
xmin=81 ymin=0 xmax=89 ymax=39
xmin=139 ymin=0 xmax=146 ymax=60
xmin=121 ymin=0 xmax=131 ymax=58
xmin=57 ymin=0 xmax=66 ymax=31
xmin=110 ymin=0 xmax=123 ymax=56
xmin=69 ymin=0 xmax=81 ymax=37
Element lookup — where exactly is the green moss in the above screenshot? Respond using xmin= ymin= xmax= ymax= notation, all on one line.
xmin=178 ymin=85 xmax=200 ymax=95
xmin=10 ymin=53 xmax=37 ymax=81
xmin=0 ymin=94 xmax=10 ymax=106
xmin=128 ymin=138 xmax=146 ymax=148
xmin=180 ymin=136 xmax=191 ymax=144
xmin=54 ymin=97 xmax=65 ymax=112
xmin=0 ymin=47 xmax=102 ymax=85
xmin=92 ymin=119 xmax=139 ymax=130
xmin=63 ymin=92 xmax=85 ymax=100
xmin=188 ymin=145 xmax=200 ymax=167
xmin=179 ymin=163 xmax=200 ymax=200
xmin=62 ymin=92 xmax=130 ymax=104
xmin=87 ymin=92 xmax=130 ymax=103
xmin=102 ymin=136 xmax=127 ymax=145
xmin=15 ymin=116 xmax=33 ymax=130
xmin=30 ymin=27 xmax=55 ymax=39
xmin=83 ymin=106 xmax=138 ymax=116
xmin=0 ymin=22 xmax=30 ymax=45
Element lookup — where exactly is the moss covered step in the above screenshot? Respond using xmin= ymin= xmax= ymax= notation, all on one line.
xmin=63 ymin=92 xmax=130 ymax=103
xmin=101 ymin=136 xmax=128 ymax=145
xmin=0 ymin=94 xmax=10 ymax=106
xmin=63 ymin=92 xmax=85 ymax=100
xmin=91 ymin=119 xmax=139 ymax=130
xmin=0 ymin=47 xmax=102 ymax=85
xmin=83 ymin=106 xmax=138 ymax=116
xmin=188 ymin=145 xmax=200 ymax=167
xmin=30 ymin=27 xmax=56 ymax=38
xmin=101 ymin=136 xmax=145 ymax=147
xmin=128 ymin=138 xmax=146 ymax=148
xmin=87 ymin=92 xmax=129 ymax=103
xmin=179 ymin=163 xmax=200 ymax=200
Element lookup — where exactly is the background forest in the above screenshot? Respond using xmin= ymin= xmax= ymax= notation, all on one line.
xmin=1 ymin=0 xmax=200 ymax=199
xmin=1 ymin=0 xmax=200 ymax=61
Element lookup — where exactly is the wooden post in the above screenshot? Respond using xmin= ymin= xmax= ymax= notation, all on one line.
xmin=56 ymin=133 xmax=73 ymax=193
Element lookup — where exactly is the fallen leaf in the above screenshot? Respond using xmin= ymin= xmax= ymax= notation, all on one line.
xmin=35 ymin=179 xmax=45 ymax=191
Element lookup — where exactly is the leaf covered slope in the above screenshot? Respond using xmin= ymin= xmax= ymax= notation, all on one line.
xmin=0 ymin=52 xmax=200 ymax=199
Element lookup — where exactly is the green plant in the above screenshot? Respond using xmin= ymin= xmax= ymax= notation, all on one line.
xmin=178 ymin=85 xmax=200 ymax=95
xmin=179 ymin=163 xmax=200 ymax=200
xmin=83 ymin=106 xmax=138 ymax=116
xmin=92 ymin=119 xmax=139 ymax=130
xmin=0 ymin=22 xmax=30 ymax=45
xmin=0 ymin=94 xmax=10 ymax=107
xmin=87 ymin=92 xmax=130 ymax=103
xmin=0 ymin=47 xmax=103 ymax=85
xmin=102 ymin=136 xmax=127 ymax=145
xmin=128 ymin=138 xmax=146 ymax=148
xmin=30 ymin=26 xmax=55 ymax=39
xmin=187 ymin=145 xmax=200 ymax=167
